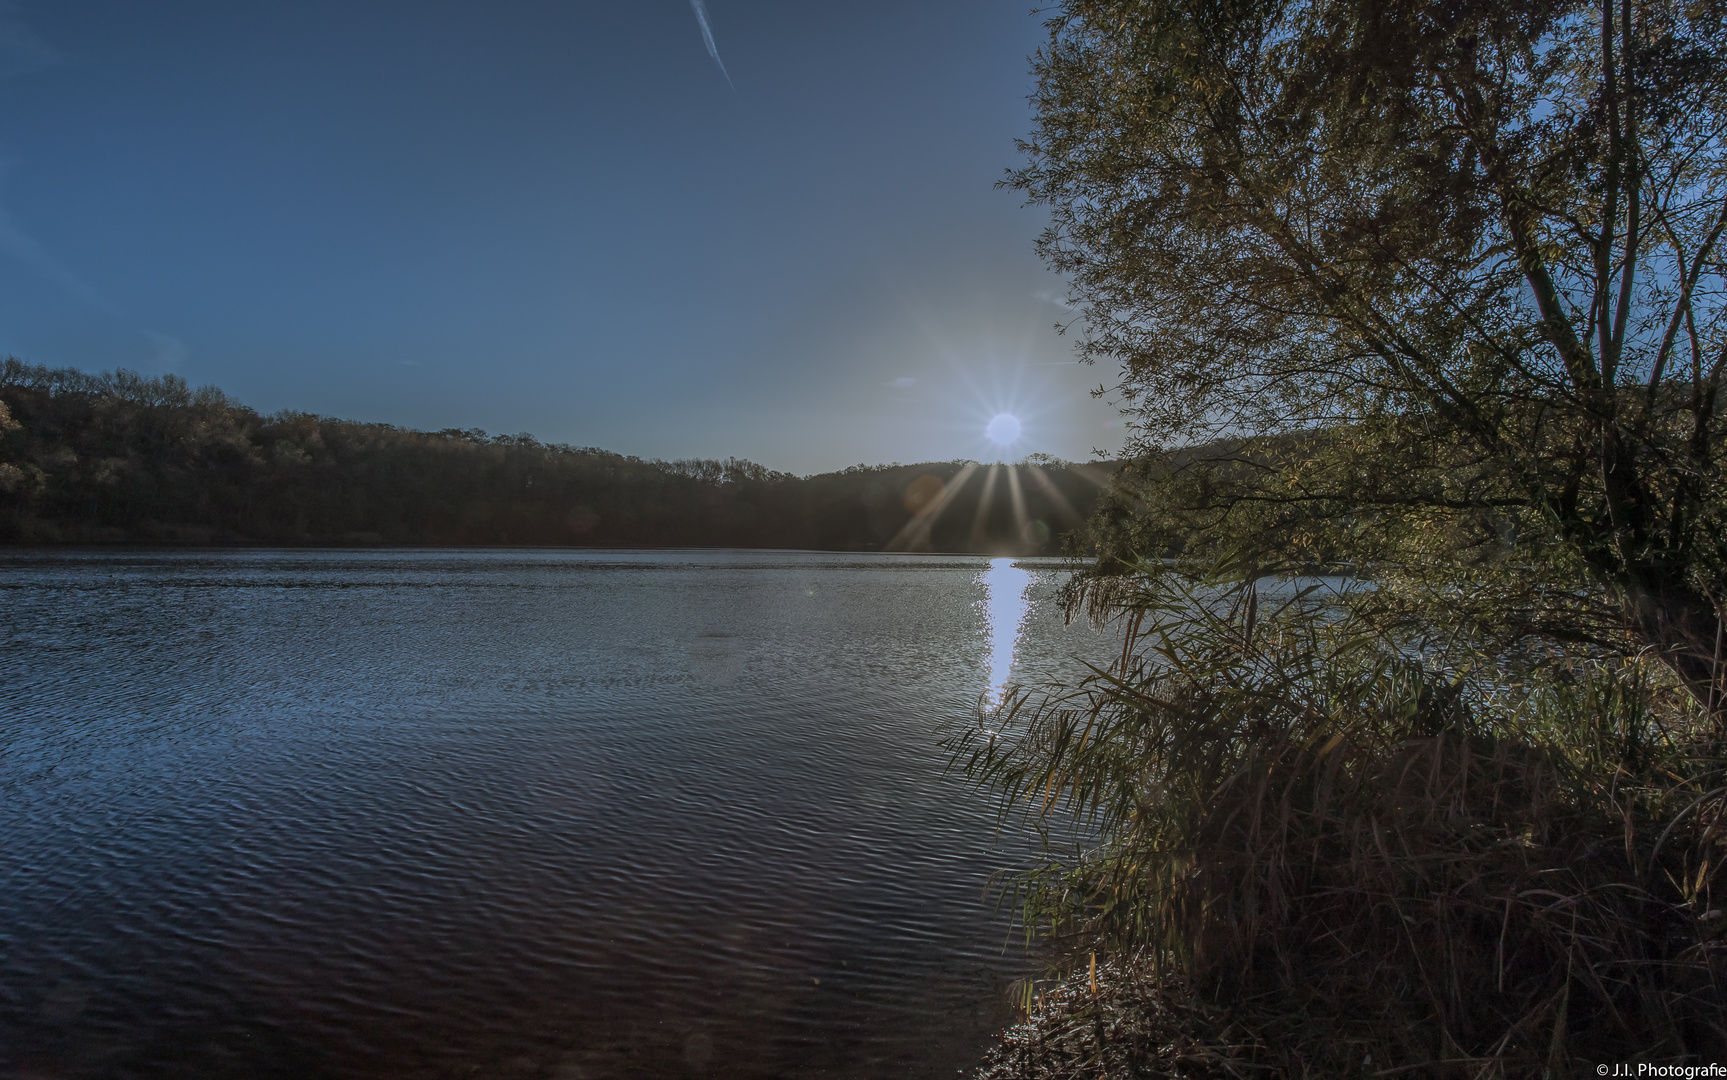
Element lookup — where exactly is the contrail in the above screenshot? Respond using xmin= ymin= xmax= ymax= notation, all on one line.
xmin=687 ymin=0 xmax=733 ymax=89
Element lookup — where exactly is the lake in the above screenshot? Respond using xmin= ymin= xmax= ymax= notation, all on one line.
xmin=0 ymin=549 xmax=1116 ymax=1079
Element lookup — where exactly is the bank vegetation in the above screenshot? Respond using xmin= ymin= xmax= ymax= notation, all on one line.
xmin=964 ymin=0 xmax=1727 ymax=1072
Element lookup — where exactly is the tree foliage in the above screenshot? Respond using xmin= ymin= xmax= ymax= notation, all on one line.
xmin=1014 ymin=0 xmax=1727 ymax=699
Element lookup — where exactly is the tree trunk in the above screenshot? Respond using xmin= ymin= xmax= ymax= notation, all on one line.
xmin=1622 ymin=572 xmax=1724 ymax=714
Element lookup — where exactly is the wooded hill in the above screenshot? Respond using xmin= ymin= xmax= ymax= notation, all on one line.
xmin=0 ymin=360 xmax=1117 ymax=553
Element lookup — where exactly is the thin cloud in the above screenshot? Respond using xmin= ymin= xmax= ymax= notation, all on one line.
xmin=890 ymin=376 xmax=916 ymax=389
xmin=687 ymin=0 xmax=733 ymax=89
xmin=1034 ymin=288 xmax=1081 ymax=312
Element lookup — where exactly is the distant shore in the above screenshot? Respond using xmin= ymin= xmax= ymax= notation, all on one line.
xmin=0 ymin=360 xmax=1123 ymax=554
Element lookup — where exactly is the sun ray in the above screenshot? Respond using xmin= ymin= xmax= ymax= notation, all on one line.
xmin=1045 ymin=460 xmax=1154 ymax=518
xmin=1064 ymin=462 xmax=1119 ymax=490
xmin=1003 ymin=465 xmax=1032 ymax=552
xmin=968 ymin=464 xmax=1001 ymax=552
xmin=1021 ymin=463 xmax=1085 ymax=528
xmin=1063 ymin=460 xmax=1157 ymax=518
xmin=883 ymin=464 xmax=978 ymax=552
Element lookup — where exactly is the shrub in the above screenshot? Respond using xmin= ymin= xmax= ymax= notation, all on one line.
xmin=960 ymin=565 xmax=1727 ymax=1076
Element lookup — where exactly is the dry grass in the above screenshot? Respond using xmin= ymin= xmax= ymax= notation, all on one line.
xmin=958 ymin=570 xmax=1727 ymax=1077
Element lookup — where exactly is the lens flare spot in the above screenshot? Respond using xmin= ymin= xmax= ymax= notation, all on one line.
xmin=902 ymin=473 xmax=945 ymax=513
xmin=985 ymin=413 xmax=1022 ymax=445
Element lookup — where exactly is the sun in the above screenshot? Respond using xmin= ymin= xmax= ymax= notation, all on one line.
xmin=984 ymin=413 xmax=1022 ymax=446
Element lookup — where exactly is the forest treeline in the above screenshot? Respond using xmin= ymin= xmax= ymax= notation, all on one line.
xmin=0 ymin=359 xmax=1117 ymax=552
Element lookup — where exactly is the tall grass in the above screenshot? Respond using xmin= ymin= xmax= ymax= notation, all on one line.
xmin=958 ymin=564 xmax=1727 ymax=1076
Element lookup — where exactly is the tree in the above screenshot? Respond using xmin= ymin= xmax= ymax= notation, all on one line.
xmin=0 ymin=398 xmax=21 ymax=494
xmin=1013 ymin=0 xmax=1727 ymax=701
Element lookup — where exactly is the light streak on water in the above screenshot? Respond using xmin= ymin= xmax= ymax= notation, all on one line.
xmin=983 ymin=557 xmax=1032 ymax=707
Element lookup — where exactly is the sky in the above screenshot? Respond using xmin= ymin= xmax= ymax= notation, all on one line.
xmin=0 ymin=1 xmax=1123 ymax=474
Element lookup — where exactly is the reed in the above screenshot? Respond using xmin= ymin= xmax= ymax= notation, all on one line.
xmin=959 ymin=564 xmax=1727 ymax=1076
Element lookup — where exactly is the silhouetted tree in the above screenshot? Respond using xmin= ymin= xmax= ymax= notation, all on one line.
xmin=1017 ymin=0 xmax=1727 ymax=700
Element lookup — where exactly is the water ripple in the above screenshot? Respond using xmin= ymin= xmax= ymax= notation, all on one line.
xmin=0 ymin=549 xmax=1116 ymax=1079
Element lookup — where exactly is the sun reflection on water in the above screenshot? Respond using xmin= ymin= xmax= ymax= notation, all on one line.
xmin=983 ymin=557 xmax=1032 ymax=707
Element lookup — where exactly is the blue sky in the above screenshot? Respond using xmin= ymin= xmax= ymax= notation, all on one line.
xmin=0 ymin=1 xmax=1122 ymax=473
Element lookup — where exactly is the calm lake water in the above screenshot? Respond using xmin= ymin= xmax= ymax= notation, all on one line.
xmin=0 ymin=549 xmax=1116 ymax=1080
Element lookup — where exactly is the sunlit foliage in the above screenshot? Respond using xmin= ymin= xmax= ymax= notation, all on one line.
xmin=1014 ymin=0 xmax=1727 ymax=701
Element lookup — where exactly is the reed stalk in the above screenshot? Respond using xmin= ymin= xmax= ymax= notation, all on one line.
xmin=959 ymin=562 xmax=1727 ymax=1077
